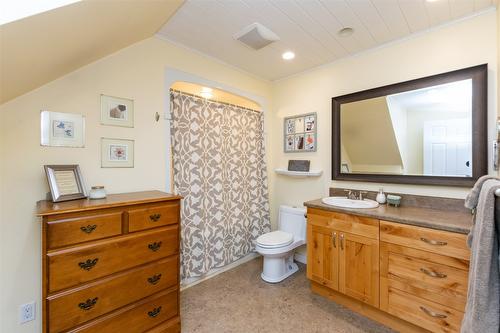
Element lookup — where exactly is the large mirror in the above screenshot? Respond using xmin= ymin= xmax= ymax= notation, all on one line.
xmin=332 ymin=65 xmax=487 ymax=186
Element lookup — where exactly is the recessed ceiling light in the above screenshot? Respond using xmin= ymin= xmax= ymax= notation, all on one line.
xmin=338 ymin=27 xmax=354 ymax=37
xmin=282 ymin=51 xmax=295 ymax=60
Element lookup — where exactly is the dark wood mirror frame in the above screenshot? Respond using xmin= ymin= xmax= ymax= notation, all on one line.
xmin=332 ymin=64 xmax=488 ymax=187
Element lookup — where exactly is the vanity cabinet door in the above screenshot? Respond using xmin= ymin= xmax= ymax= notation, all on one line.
xmin=338 ymin=232 xmax=379 ymax=307
xmin=307 ymin=215 xmax=339 ymax=290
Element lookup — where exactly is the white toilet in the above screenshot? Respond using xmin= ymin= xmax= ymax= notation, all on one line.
xmin=255 ymin=205 xmax=306 ymax=283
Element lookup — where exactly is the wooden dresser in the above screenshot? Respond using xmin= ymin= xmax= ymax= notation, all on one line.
xmin=37 ymin=191 xmax=182 ymax=333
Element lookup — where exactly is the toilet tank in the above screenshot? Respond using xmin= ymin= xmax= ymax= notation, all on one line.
xmin=279 ymin=205 xmax=307 ymax=241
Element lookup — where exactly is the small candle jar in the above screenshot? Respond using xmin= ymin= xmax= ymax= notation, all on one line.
xmin=89 ymin=186 xmax=106 ymax=200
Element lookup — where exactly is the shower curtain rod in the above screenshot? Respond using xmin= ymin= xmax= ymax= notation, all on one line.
xmin=170 ymin=89 xmax=262 ymax=114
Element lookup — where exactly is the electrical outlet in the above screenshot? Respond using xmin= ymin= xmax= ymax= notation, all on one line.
xmin=20 ymin=302 xmax=35 ymax=324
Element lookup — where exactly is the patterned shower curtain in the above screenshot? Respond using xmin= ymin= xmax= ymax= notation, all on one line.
xmin=170 ymin=90 xmax=271 ymax=279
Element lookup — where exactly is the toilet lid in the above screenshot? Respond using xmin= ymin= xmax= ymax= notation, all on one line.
xmin=256 ymin=231 xmax=293 ymax=248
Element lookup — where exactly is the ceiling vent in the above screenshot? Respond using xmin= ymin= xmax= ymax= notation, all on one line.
xmin=234 ymin=22 xmax=280 ymax=50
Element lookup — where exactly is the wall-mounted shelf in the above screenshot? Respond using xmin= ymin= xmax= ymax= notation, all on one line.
xmin=274 ymin=168 xmax=323 ymax=177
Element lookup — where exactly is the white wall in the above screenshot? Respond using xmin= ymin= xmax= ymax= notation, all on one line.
xmin=269 ymin=11 xmax=497 ymax=234
xmin=0 ymin=37 xmax=272 ymax=333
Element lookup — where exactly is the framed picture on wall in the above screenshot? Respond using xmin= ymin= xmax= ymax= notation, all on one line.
xmin=44 ymin=165 xmax=87 ymax=202
xmin=40 ymin=111 xmax=85 ymax=147
xmin=283 ymin=112 xmax=317 ymax=153
xmin=100 ymin=94 xmax=134 ymax=127
xmin=101 ymin=138 xmax=134 ymax=168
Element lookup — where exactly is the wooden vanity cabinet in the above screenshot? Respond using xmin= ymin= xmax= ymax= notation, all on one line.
xmin=37 ymin=191 xmax=182 ymax=333
xmin=307 ymin=207 xmax=470 ymax=333
xmin=307 ymin=208 xmax=379 ymax=307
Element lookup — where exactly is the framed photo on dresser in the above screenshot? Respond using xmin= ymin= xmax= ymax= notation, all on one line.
xmin=44 ymin=165 xmax=87 ymax=202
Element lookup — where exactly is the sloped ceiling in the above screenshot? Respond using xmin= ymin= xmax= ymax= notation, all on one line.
xmin=0 ymin=0 xmax=184 ymax=104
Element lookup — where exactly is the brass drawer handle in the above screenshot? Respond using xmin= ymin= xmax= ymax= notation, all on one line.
xmin=420 ymin=267 xmax=447 ymax=279
xmin=148 ymin=241 xmax=162 ymax=252
xmin=80 ymin=224 xmax=97 ymax=234
xmin=420 ymin=237 xmax=447 ymax=246
xmin=332 ymin=232 xmax=337 ymax=248
xmin=419 ymin=306 xmax=447 ymax=319
xmin=148 ymin=306 xmax=162 ymax=318
xmin=79 ymin=297 xmax=98 ymax=311
xmin=340 ymin=233 xmax=344 ymax=250
xmin=147 ymin=274 xmax=162 ymax=285
xmin=149 ymin=213 xmax=162 ymax=222
xmin=78 ymin=258 xmax=99 ymax=271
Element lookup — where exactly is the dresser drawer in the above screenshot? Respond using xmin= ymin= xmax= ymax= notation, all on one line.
xmin=384 ymin=248 xmax=468 ymax=311
xmin=70 ymin=288 xmax=179 ymax=333
xmin=47 ymin=256 xmax=178 ymax=332
xmin=380 ymin=220 xmax=469 ymax=260
xmin=47 ymin=212 xmax=123 ymax=249
xmin=48 ymin=226 xmax=179 ymax=292
xmin=386 ymin=288 xmax=464 ymax=333
xmin=128 ymin=202 xmax=179 ymax=232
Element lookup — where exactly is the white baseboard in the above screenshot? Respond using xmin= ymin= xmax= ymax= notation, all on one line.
xmin=181 ymin=252 xmax=261 ymax=291
xmin=294 ymin=252 xmax=307 ymax=264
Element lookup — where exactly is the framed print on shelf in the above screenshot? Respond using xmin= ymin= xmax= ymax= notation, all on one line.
xmin=100 ymin=94 xmax=134 ymax=127
xmin=283 ymin=112 xmax=317 ymax=153
xmin=41 ymin=111 xmax=85 ymax=147
xmin=101 ymin=138 xmax=134 ymax=168
xmin=44 ymin=165 xmax=87 ymax=202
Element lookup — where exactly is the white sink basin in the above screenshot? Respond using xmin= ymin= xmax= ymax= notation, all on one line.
xmin=321 ymin=196 xmax=379 ymax=209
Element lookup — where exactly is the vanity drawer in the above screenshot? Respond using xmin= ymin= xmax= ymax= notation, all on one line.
xmin=48 ymin=256 xmax=178 ymax=333
xmin=47 ymin=212 xmax=123 ymax=249
xmin=70 ymin=288 xmax=179 ymax=333
xmin=380 ymin=220 xmax=469 ymax=260
xmin=128 ymin=202 xmax=179 ymax=232
xmin=386 ymin=288 xmax=464 ymax=333
xmin=307 ymin=208 xmax=379 ymax=239
xmin=47 ymin=226 xmax=179 ymax=292
xmin=383 ymin=244 xmax=468 ymax=311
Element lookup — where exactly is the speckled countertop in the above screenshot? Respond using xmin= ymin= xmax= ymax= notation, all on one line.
xmin=304 ymin=198 xmax=473 ymax=234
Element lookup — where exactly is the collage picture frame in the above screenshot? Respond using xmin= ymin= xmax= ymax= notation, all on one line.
xmin=284 ymin=112 xmax=317 ymax=153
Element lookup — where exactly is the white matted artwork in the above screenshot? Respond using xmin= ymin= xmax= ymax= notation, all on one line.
xmin=283 ymin=112 xmax=317 ymax=153
xmin=101 ymin=138 xmax=134 ymax=168
xmin=41 ymin=111 xmax=85 ymax=147
xmin=100 ymin=95 xmax=134 ymax=127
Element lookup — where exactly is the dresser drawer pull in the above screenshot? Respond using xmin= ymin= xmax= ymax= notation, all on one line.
xmin=420 ymin=267 xmax=447 ymax=278
xmin=78 ymin=258 xmax=99 ymax=271
xmin=149 ymin=213 xmax=162 ymax=222
xmin=80 ymin=225 xmax=97 ymax=234
xmin=78 ymin=297 xmax=98 ymax=311
xmin=147 ymin=274 xmax=162 ymax=285
xmin=148 ymin=242 xmax=163 ymax=252
xmin=148 ymin=306 xmax=162 ymax=318
xmin=419 ymin=306 xmax=447 ymax=319
xmin=420 ymin=237 xmax=447 ymax=246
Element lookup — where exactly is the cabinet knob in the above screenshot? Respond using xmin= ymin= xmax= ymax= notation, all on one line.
xmin=78 ymin=258 xmax=99 ymax=271
xmin=80 ymin=225 xmax=97 ymax=234
xmin=147 ymin=274 xmax=162 ymax=285
xmin=78 ymin=297 xmax=98 ymax=311
xmin=148 ymin=306 xmax=162 ymax=318
xmin=420 ymin=267 xmax=447 ymax=279
xmin=148 ymin=242 xmax=163 ymax=252
xmin=340 ymin=233 xmax=344 ymax=250
xmin=149 ymin=213 xmax=162 ymax=222
xmin=420 ymin=237 xmax=447 ymax=246
xmin=332 ymin=232 xmax=337 ymax=248
xmin=419 ymin=306 xmax=447 ymax=319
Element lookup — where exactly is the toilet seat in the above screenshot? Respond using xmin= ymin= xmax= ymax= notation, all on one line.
xmin=256 ymin=231 xmax=293 ymax=248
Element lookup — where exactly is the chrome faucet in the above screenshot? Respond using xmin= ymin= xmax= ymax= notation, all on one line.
xmin=344 ymin=189 xmax=368 ymax=200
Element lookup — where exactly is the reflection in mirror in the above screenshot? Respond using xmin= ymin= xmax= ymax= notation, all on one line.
xmin=340 ymin=79 xmax=472 ymax=177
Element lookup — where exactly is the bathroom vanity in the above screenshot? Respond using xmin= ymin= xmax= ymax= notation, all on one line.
xmin=37 ymin=191 xmax=182 ymax=333
xmin=304 ymin=191 xmax=472 ymax=333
